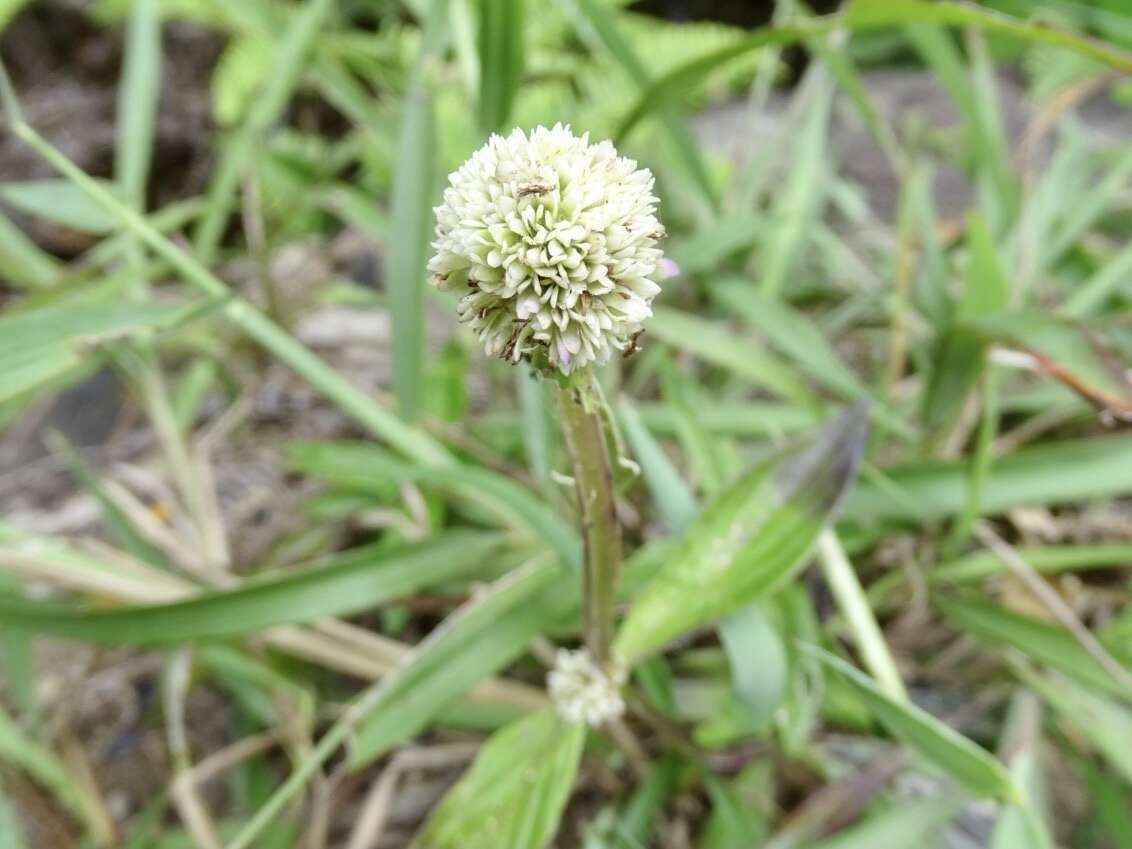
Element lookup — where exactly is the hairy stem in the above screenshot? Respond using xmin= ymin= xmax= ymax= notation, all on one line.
xmin=556 ymin=375 xmax=622 ymax=665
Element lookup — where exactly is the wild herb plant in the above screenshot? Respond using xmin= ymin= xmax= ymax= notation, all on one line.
xmin=0 ymin=1 xmax=1132 ymax=847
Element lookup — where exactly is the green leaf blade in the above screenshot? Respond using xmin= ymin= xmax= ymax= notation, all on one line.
xmin=615 ymin=404 xmax=868 ymax=662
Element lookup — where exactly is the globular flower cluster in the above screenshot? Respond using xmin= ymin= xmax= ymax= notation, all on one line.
xmin=547 ymin=648 xmax=627 ymax=726
xmin=428 ymin=124 xmax=665 ymax=374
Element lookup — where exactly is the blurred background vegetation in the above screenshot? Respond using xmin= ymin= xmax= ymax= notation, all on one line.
xmin=1 ymin=0 xmax=1132 ymax=847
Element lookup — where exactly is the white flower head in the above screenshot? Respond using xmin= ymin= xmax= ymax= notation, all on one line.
xmin=547 ymin=648 xmax=627 ymax=726
xmin=428 ymin=124 xmax=665 ymax=374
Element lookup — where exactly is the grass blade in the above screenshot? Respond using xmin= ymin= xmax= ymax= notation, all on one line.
xmin=115 ymin=0 xmax=160 ymax=212
xmin=287 ymin=439 xmax=581 ymax=569
xmin=804 ymin=646 xmax=1017 ymax=800
xmin=389 ymin=0 xmax=447 ymax=418
xmin=192 ymin=0 xmax=334 ymax=262
xmin=477 ymin=0 xmax=524 ymax=131
xmin=0 ymin=532 xmax=502 ymax=644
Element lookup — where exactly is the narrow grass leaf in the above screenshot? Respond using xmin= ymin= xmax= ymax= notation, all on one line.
xmin=929 ymin=543 xmax=1132 ymax=585
xmin=417 ymin=707 xmax=584 ymax=849
xmin=648 ymin=307 xmax=817 ymax=406
xmin=563 ymin=0 xmax=716 ymax=208
xmin=718 ymin=604 xmax=788 ymax=728
xmin=616 ymin=399 xmax=697 ymax=533
xmin=843 ymin=433 xmax=1132 ymax=524
xmin=616 ymin=1 xmax=1132 ymax=140
xmin=803 ymin=646 xmax=1017 ymax=800
xmin=614 ymin=756 xmax=678 ymax=849
xmin=350 ymin=558 xmax=564 ymax=764
xmin=192 ymin=0 xmax=334 ymax=261
xmin=1018 ymin=668 xmax=1132 ymax=786
xmin=669 ymin=214 xmax=760 ymax=275
xmin=965 ymin=311 xmax=1132 ymax=420
xmin=287 ymin=439 xmax=580 ymax=569
xmin=1082 ymin=760 xmax=1132 ymax=848
xmin=516 ymin=370 xmax=553 ymax=496
xmin=615 ymin=404 xmax=868 ymax=662
xmin=477 ymin=0 xmax=524 ymax=131
xmin=0 ymin=782 xmax=25 ymax=849
xmin=0 ymin=299 xmax=206 ymax=404
xmin=0 ymin=532 xmax=502 ymax=644
xmin=0 ymin=179 xmax=121 ymax=233
xmin=0 ymin=704 xmax=98 ymax=836
xmin=1062 ymin=239 xmax=1132 ymax=318
xmin=115 ymin=0 xmax=160 ymax=211
xmin=0 ymin=210 xmax=59 ymax=288
xmin=757 ymin=77 xmax=832 ymax=298
xmin=939 ymin=597 xmax=1132 ymax=700
xmin=992 ymin=693 xmax=1053 ymax=849
xmin=808 ymin=796 xmax=964 ymax=849
xmin=700 ymin=773 xmax=768 ymax=849
xmin=389 ymin=0 xmax=446 ymax=418
xmin=712 ymin=280 xmax=868 ymax=401
xmin=49 ymin=432 xmax=166 ymax=566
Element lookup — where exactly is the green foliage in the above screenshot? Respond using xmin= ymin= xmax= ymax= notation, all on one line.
xmin=2 ymin=0 xmax=1132 ymax=845
xmin=417 ymin=707 xmax=585 ymax=849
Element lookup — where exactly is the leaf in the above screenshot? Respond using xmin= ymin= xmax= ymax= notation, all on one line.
xmin=700 ymin=773 xmax=768 ymax=849
xmin=922 ymin=213 xmax=1009 ymax=443
xmin=416 ymin=707 xmax=584 ymax=849
xmin=756 ymin=77 xmax=832 ymax=298
xmin=616 ymin=399 xmax=697 ymax=534
xmin=0 ymin=782 xmax=26 ymax=849
xmin=286 ymin=440 xmax=580 ymax=570
xmin=1082 ymin=759 xmax=1132 ymax=849
xmin=1018 ymin=667 xmax=1132 ymax=787
xmin=49 ymin=431 xmax=167 ymax=567
xmin=615 ymin=1 xmax=1132 ymax=140
xmin=477 ymin=0 xmax=524 ymax=131
xmin=389 ymin=0 xmax=446 ymax=418
xmin=0 ymin=298 xmax=207 ymax=405
xmin=712 ymin=280 xmax=870 ymax=401
xmin=808 ymin=796 xmax=964 ymax=849
xmin=562 ymin=0 xmax=717 ymax=208
xmin=0 ymin=179 xmax=123 ymax=233
xmin=929 ymin=543 xmax=1132 ymax=586
xmin=614 ymin=404 xmax=868 ymax=662
xmin=718 ymin=604 xmax=787 ymax=728
xmin=939 ymin=597 xmax=1132 ymax=700
xmin=0 ymin=704 xmax=96 ymax=836
xmin=669 ymin=214 xmax=760 ymax=275
xmin=0 ymin=209 xmax=59 ymax=289
xmin=0 ymin=0 xmax=33 ymax=30
xmin=965 ymin=310 xmax=1132 ymax=421
xmin=647 ymin=306 xmax=817 ymax=407
xmin=992 ymin=693 xmax=1053 ymax=849
xmin=614 ymin=756 xmax=678 ymax=849
xmin=350 ymin=558 xmax=567 ymax=764
xmin=192 ymin=0 xmax=335 ymax=262
xmin=804 ymin=646 xmax=1018 ymax=800
xmin=115 ymin=0 xmax=161 ymax=208
xmin=212 ymin=35 xmax=274 ymax=126
xmin=843 ymin=432 xmax=1132 ymax=524
xmin=0 ymin=532 xmax=502 ymax=644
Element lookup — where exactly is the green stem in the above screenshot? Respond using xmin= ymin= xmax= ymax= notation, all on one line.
xmin=816 ymin=529 xmax=907 ymax=701
xmin=556 ymin=375 xmax=622 ymax=665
